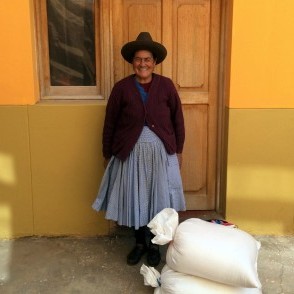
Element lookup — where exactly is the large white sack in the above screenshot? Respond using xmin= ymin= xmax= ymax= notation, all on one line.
xmin=140 ymin=264 xmax=262 ymax=294
xmin=157 ymin=265 xmax=262 ymax=294
xmin=166 ymin=218 xmax=261 ymax=288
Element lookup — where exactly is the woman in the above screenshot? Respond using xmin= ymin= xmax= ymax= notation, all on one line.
xmin=92 ymin=32 xmax=186 ymax=266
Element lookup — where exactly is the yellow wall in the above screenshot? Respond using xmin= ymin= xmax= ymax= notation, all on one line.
xmin=0 ymin=103 xmax=109 ymax=238
xmin=28 ymin=102 xmax=109 ymax=236
xmin=229 ymin=0 xmax=294 ymax=108
xmin=0 ymin=0 xmax=38 ymax=105
xmin=226 ymin=0 xmax=294 ymax=235
xmin=0 ymin=1 xmax=110 ymax=238
xmin=0 ymin=106 xmax=34 ymax=236
xmin=226 ymin=109 xmax=294 ymax=235
xmin=1 ymin=0 xmax=294 ymax=237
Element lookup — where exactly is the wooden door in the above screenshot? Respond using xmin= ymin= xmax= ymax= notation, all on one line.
xmin=112 ymin=0 xmax=221 ymax=210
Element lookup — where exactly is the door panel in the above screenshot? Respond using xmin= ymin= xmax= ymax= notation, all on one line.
xmin=176 ymin=2 xmax=209 ymax=89
xmin=114 ymin=0 xmax=163 ymax=78
xmin=111 ymin=0 xmax=220 ymax=210
xmin=181 ymin=105 xmax=207 ymax=193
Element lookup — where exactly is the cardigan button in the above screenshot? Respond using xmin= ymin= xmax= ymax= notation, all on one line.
xmin=151 ymin=124 xmax=155 ymax=128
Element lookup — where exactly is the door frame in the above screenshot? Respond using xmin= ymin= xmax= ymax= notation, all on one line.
xmin=179 ymin=0 xmax=233 ymax=221
xmin=215 ymin=0 xmax=233 ymax=217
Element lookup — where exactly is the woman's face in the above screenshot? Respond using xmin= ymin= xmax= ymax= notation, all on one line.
xmin=132 ymin=50 xmax=156 ymax=83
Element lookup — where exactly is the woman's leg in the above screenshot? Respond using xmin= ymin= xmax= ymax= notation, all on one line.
xmin=127 ymin=226 xmax=147 ymax=265
xmin=146 ymin=230 xmax=161 ymax=267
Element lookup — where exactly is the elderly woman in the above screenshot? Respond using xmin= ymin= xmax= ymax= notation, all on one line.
xmin=92 ymin=32 xmax=186 ymax=266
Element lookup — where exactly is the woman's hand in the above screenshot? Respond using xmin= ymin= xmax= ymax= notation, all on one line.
xmin=176 ymin=153 xmax=183 ymax=169
xmin=103 ymin=157 xmax=110 ymax=169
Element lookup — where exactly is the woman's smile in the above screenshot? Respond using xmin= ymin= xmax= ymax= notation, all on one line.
xmin=132 ymin=50 xmax=156 ymax=83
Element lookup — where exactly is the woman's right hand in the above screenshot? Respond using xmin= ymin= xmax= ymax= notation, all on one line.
xmin=176 ymin=153 xmax=183 ymax=169
xmin=103 ymin=158 xmax=110 ymax=169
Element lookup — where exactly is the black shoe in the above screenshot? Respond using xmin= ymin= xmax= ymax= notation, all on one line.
xmin=147 ymin=244 xmax=161 ymax=267
xmin=127 ymin=244 xmax=147 ymax=265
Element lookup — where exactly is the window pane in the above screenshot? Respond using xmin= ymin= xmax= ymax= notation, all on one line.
xmin=47 ymin=0 xmax=96 ymax=86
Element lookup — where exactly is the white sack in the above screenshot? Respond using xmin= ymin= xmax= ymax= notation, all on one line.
xmin=156 ymin=265 xmax=262 ymax=294
xmin=140 ymin=264 xmax=262 ymax=294
xmin=166 ymin=218 xmax=261 ymax=288
xmin=148 ymin=208 xmax=179 ymax=245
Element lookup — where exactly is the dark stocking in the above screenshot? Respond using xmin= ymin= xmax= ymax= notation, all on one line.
xmin=127 ymin=226 xmax=147 ymax=265
xmin=146 ymin=229 xmax=161 ymax=266
xmin=134 ymin=226 xmax=147 ymax=246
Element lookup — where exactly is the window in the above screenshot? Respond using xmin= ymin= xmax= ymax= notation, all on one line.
xmin=47 ymin=0 xmax=96 ymax=87
xmin=35 ymin=0 xmax=112 ymax=100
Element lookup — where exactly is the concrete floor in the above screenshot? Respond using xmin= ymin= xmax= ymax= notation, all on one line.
xmin=0 ymin=232 xmax=293 ymax=294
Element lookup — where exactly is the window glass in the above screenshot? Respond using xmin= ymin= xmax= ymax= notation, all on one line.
xmin=46 ymin=0 xmax=96 ymax=86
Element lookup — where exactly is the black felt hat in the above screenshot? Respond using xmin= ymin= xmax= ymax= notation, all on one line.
xmin=121 ymin=32 xmax=167 ymax=64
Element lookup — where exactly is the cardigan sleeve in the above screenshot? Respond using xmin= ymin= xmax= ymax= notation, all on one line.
xmin=102 ymin=84 xmax=121 ymax=159
xmin=168 ymin=80 xmax=185 ymax=153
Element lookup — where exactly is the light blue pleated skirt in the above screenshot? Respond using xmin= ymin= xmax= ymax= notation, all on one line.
xmin=92 ymin=127 xmax=186 ymax=229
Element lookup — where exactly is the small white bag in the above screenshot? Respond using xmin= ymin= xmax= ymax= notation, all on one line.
xmin=140 ymin=264 xmax=161 ymax=288
xmin=147 ymin=207 xmax=179 ymax=245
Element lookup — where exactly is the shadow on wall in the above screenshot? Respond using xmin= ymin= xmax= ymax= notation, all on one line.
xmin=0 ymin=105 xmax=34 ymax=244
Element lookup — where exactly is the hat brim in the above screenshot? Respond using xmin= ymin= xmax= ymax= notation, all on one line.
xmin=121 ymin=40 xmax=167 ymax=64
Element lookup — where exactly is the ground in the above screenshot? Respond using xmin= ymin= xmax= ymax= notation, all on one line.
xmin=0 ymin=232 xmax=293 ymax=293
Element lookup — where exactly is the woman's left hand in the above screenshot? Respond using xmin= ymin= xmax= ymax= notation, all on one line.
xmin=177 ymin=153 xmax=183 ymax=169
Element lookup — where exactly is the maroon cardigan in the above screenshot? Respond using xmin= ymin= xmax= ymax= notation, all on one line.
xmin=103 ymin=74 xmax=185 ymax=161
